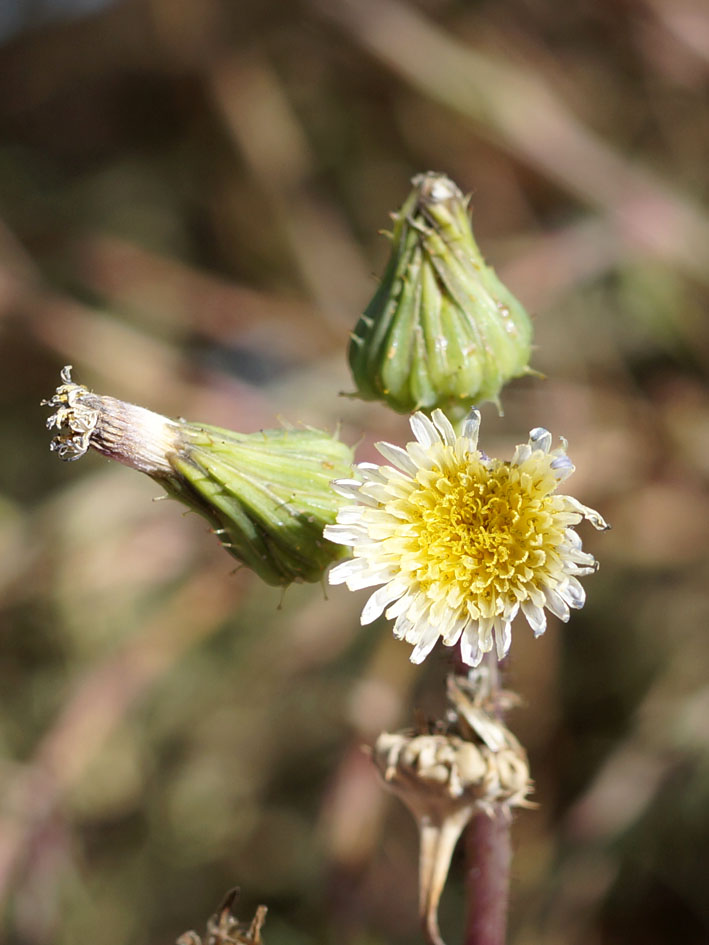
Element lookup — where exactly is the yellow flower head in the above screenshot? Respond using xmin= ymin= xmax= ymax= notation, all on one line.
xmin=325 ymin=409 xmax=609 ymax=666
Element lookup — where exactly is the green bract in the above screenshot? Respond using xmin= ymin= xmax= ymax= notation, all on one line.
xmin=167 ymin=422 xmax=354 ymax=586
xmin=349 ymin=172 xmax=533 ymax=417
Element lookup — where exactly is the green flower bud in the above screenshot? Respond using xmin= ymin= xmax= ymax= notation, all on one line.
xmin=349 ymin=172 xmax=533 ymax=418
xmin=43 ymin=367 xmax=354 ymax=586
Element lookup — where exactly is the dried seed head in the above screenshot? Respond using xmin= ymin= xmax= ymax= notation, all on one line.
xmin=373 ymin=669 xmax=533 ymax=829
xmin=371 ymin=672 xmax=534 ymax=945
xmin=373 ymin=727 xmax=532 ymax=815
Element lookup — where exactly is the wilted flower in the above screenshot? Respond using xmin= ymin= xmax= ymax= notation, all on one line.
xmin=348 ymin=172 xmax=533 ymax=418
xmin=326 ymin=408 xmax=608 ymax=666
xmin=43 ymin=366 xmax=354 ymax=586
xmin=371 ymin=670 xmax=533 ymax=945
xmin=373 ymin=726 xmax=531 ymax=815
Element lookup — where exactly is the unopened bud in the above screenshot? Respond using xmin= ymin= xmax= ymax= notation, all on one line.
xmin=43 ymin=367 xmax=354 ymax=586
xmin=349 ymin=172 xmax=533 ymax=417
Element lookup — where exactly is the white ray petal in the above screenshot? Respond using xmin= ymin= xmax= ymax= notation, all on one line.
xmin=431 ymin=409 xmax=457 ymax=446
xmin=478 ymin=618 xmax=495 ymax=653
xmin=361 ymin=581 xmax=408 ymax=624
xmin=410 ymin=622 xmax=442 ymax=663
xmin=550 ymin=453 xmax=574 ymax=480
xmin=511 ymin=443 xmax=532 ymax=466
xmin=567 ymin=563 xmax=597 ymax=577
xmin=521 ymin=600 xmax=547 ymax=636
xmin=331 ymin=480 xmax=363 ymax=499
xmin=460 ymin=626 xmax=483 ymax=667
xmin=564 ymin=496 xmax=610 ymax=530
xmin=323 ymin=523 xmax=369 ymax=544
xmin=356 ymin=462 xmax=387 ymax=480
xmin=441 ymin=615 xmax=467 ymax=646
xmin=335 ymin=507 xmax=368 ymax=524
xmin=504 ymin=601 xmax=520 ymax=622
xmin=529 ymin=427 xmax=552 ymax=453
xmin=328 ymin=559 xmax=369 ymax=586
xmin=495 ymin=619 xmax=512 ymax=659
xmin=543 ymin=586 xmax=570 ymax=622
xmin=410 ymin=411 xmax=440 ymax=448
xmin=386 ymin=594 xmax=413 ymax=620
xmin=357 ymin=482 xmax=397 ymax=504
xmin=374 ymin=441 xmax=418 ymax=476
xmin=560 ymin=576 xmax=586 ymax=609
xmin=345 ymin=567 xmax=396 ymax=591
xmin=406 ymin=441 xmax=435 ymax=470
xmin=461 ymin=408 xmax=481 ymax=449
xmin=393 ymin=614 xmax=413 ymax=640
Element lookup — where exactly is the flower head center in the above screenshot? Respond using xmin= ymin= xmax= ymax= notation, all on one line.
xmin=405 ymin=456 xmax=563 ymax=597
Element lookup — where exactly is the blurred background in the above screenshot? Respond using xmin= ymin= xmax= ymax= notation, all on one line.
xmin=1 ymin=0 xmax=708 ymax=943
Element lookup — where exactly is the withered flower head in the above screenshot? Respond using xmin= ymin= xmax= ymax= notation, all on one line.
xmin=371 ymin=669 xmax=533 ymax=945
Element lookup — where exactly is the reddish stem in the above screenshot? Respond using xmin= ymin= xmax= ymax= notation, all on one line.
xmin=463 ymin=807 xmax=511 ymax=945
xmin=462 ymin=653 xmax=511 ymax=945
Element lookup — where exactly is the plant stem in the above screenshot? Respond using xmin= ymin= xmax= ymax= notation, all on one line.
xmin=463 ymin=806 xmax=511 ymax=945
xmin=462 ymin=653 xmax=511 ymax=945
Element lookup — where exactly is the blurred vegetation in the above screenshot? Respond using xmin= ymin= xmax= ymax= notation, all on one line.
xmin=0 ymin=1 xmax=708 ymax=944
